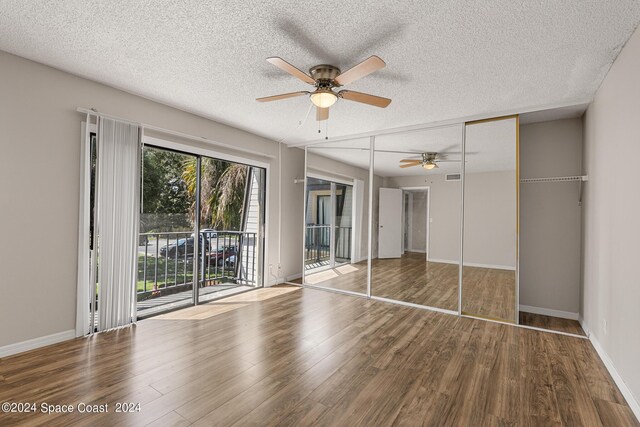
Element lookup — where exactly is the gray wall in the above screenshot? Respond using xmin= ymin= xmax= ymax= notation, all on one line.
xmin=583 ymin=25 xmax=640 ymax=408
xmin=519 ymin=118 xmax=583 ymax=315
xmin=386 ymin=171 xmax=517 ymax=268
xmin=0 ymin=51 xmax=303 ymax=347
xmin=464 ymin=170 xmax=517 ymax=269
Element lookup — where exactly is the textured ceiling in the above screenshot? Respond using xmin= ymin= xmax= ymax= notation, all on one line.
xmin=1 ymin=1 xmax=639 ymax=144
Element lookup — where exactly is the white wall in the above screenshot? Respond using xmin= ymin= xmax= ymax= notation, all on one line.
xmin=519 ymin=118 xmax=583 ymax=315
xmin=0 ymin=51 xmax=303 ymax=348
xmin=582 ymin=25 xmax=640 ymax=413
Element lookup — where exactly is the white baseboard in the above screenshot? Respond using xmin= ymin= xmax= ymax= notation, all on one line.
xmin=0 ymin=329 xmax=76 ymax=358
xmin=588 ymin=331 xmax=640 ymax=422
xmin=286 ymin=273 xmax=302 ymax=281
xmin=519 ymin=305 xmax=579 ymax=320
xmin=268 ymin=273 xmax=302 ymax=287
xmin=427 ymin=258 xmax=458 ymax=265
xmin=427 ymin=258 xmax=516 ymax=271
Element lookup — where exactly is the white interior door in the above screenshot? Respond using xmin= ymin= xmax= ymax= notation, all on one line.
xmin=378 ymin=188 xmax=403 ymax=259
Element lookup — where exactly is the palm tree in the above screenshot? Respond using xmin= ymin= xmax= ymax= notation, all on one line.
xmin=183 ymin=158 xmax=248 ymax=230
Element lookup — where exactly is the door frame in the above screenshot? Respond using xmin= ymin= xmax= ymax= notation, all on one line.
xmin=400 ymin=186 xmax=431 ymax=260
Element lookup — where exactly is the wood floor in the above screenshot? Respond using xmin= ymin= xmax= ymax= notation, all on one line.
xmin=302 ymin=254 xmax=586 ymax=335
xmin=302 ymin=253 xmax=515 ymax=320
xmin=461 ymin=265 xmax=516 ymax=322
xmin=519 ymin=311 xmax=587 ymax=336
xmin=0 ymin=285 xmax=635 ymax=426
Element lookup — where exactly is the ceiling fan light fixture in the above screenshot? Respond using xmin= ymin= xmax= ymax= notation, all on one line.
xmin=310 ymin=91 xmax=338 ymax=108
xmin=422 ymin=162 xmax=438 ymax=170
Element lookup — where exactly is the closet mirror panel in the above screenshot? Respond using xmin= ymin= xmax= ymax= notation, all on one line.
xmin=302 ymin=138 xmax=371 ymax=295
xmin=371 ymin=125 xmax=462 ymax=311
xmin=461 ymin=117 xmax=518 ymax=322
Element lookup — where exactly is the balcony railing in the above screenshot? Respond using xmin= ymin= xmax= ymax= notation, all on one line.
xmin=305 ymin=225 xmax=351 ymax=268
xmin=137 ymin=230 xmax=257 ymax=301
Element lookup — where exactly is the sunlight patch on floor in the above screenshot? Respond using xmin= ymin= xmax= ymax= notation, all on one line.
xmin=335 ymin=264 xmax=359 ymax=274
xmin=153 ymin=285 xmax=300 ymax=320
xmin=304 ymin=264 xmax=361 ymax=284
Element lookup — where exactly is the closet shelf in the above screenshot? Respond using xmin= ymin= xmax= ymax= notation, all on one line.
xmin=519 ymin=175 xmax=588 ymax=183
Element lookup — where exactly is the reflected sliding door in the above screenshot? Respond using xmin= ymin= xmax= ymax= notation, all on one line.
xmin=304 ymin=177 xmax=353 ymax=271
xmin=303 ymin=138 xmax=371 ymax=295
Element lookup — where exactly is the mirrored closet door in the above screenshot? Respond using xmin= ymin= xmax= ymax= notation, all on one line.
xmin=461 ymin=117 xmax=518 ymax=323
xmin=371 ymin=125 xmax=462 ymax=312
xmin=302 ymin=138 xmax=371 ymax=295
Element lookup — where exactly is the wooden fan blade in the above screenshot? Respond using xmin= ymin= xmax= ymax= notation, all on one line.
xmin=400 ymin=161 xmax=421 ymax=168
xmin=266 ymin=57 xmax=316 ymax=85
xmin=339 ymin=90 xmax=391 ymax=108
xmin=334 ymin=55 xmax=386 ymax=86
xmin=316 ymin=107 xmax=329 ymax=121
xmin=256 ymin=91 xmax=309 ymax=102
xmin=400 ymin=159 xmax=420 ymax=162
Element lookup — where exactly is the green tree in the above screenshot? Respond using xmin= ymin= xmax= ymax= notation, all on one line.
xmin=142 ymin=148 xmax=191 ymax=214
xmin=182 ymin=158 xmax=248 ymax=230
xmin=141 ymin=148 xmax=193 ymax=232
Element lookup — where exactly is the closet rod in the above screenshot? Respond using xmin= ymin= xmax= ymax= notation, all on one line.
xmin=520 ymin=175 xmax=588 ymax=183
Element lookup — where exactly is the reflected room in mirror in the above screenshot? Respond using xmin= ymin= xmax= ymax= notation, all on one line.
xmin=371 ymin=125 xmax=462 ymax=312
xmin=301 ymin=138 xmax=371 ymax=295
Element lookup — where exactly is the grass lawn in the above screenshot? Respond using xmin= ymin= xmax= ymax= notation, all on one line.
xmin=136 ymin=255 xmax=233 ymax=293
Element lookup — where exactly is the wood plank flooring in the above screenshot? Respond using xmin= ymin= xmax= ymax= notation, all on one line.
xmin=519 ymin=311 xmax=587 ymax=336
xmin=302 ymin=254 xmax=584 ymax=334
xmin=302 ymin=252 xmax=515 ymax=320
xmin=461 ymin=265 xmax=516 ymax=322
xmin=0 ymin=285 xmax=635 ymax=426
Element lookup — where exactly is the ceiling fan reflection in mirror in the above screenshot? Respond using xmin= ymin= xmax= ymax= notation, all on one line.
xmin=256 ymin=56 xmax=392 ymax=121
xmin=400 ymin=152 xmax=460 ymax=170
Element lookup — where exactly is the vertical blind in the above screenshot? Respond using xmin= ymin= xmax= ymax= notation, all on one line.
xmin=95 ymin=117 xmax=141 ymax=330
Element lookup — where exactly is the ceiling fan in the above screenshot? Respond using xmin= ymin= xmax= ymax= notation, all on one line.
xmin=256 ymin=56 xmax=392 ymax=121
xmin=400 ymin=153 xmax=460 ymax=170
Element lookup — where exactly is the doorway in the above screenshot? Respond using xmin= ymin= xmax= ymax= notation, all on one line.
xmin=402 ymin=188 xmax=430 ymax=256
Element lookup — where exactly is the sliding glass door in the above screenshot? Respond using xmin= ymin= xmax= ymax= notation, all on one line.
xmin=137 ymin=145 xmax=266 ymax=317
xmin=138 ymin=146 xmax=198 ymax=317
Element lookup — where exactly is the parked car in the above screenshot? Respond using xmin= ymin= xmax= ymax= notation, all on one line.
xmin=206 ymin=245 xmax=238 ymax=266
xmin=159 ymin=236 xmax=210 ymax=258
xmin=225 ymin=255 xmax=236 ymax=269
xmin=191 ymin=229 xmax=217 ymax=239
